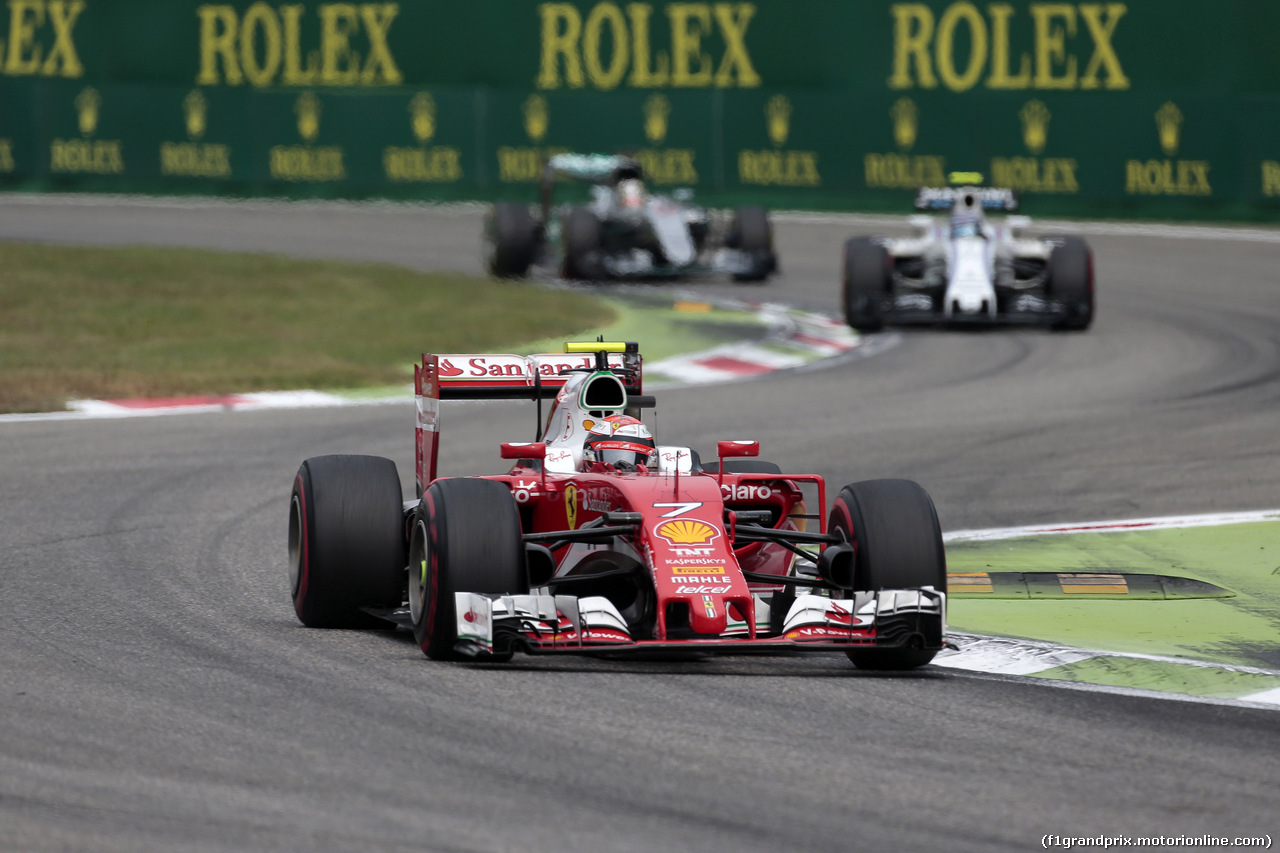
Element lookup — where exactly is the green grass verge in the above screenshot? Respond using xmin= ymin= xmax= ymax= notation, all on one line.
xmin=0 ymin=243 xmax=613 ymax=413
xmin=947 ymin=521 xmax=1280 ymax=669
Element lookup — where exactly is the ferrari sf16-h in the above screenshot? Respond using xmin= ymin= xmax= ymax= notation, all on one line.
xmin=843 ymin=182 xmax=1094 ymax=331
xmin=288 ymin=342 xmax=946 ymax=670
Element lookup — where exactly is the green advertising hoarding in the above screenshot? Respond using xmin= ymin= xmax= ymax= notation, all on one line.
xmin=1 ymin=0 xmax=1278 ymax=217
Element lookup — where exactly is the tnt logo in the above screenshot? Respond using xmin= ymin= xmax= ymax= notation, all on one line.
xmin=655 ymin=519 xmax=720 ymax=546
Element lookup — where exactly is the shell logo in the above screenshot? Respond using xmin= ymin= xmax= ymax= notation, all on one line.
xmin=655 ymin=519 xmax=719 ymax=546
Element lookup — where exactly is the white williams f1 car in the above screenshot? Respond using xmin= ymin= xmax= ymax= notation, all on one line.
xmin=842 ymin=183 xmax=1094 ymax=331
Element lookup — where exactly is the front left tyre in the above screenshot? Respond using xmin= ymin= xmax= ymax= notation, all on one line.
xmin=1047 ymin=236 xmax=1094 ymax=331
xmin=727 ymin=205 xmax=777 ymax=282
xmin=409 ymin=478 xmax=527 ymax=661
xmin=289 ymin=455 xmax=406 ymax=628
xmin=842 ymin=237 xmax=892 ymax=332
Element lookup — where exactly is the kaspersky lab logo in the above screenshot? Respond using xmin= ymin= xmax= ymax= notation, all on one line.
xmin=655 ymin=519 xmax=719 ymax=546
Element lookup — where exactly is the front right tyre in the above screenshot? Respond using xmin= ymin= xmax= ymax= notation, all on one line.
xmin=828 ymin=479 xmax=947 ymax=670
xmin=842 ymin=237 xmax=891 ymax=332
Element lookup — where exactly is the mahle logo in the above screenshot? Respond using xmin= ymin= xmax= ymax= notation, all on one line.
xmin=1020 ymin=100 xmax=1049 ymax=155
xmin=410 ymin=92 xmax=436 ymax=143
xmin=656 ymin=519 xmax=719 ymax=546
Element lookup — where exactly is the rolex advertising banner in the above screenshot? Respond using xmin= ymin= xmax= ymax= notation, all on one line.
xmin=1 ymin=1 xmax=1279 ymax=218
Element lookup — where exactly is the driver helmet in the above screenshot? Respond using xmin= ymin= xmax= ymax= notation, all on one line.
xmin=950 ymin=210 xmax=983 ymax=239
xmin=582 ymin=415 xmax=656 ymax=471
xmin=617 ymin=178 xmax=646 ymax=210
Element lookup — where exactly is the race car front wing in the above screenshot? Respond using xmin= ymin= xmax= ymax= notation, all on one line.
xmin=452 ymin=589 xmax=945 ymax=657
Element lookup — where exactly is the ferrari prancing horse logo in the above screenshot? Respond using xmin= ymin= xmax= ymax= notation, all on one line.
xmin=564 ymin=483 xmax=578 ymax=530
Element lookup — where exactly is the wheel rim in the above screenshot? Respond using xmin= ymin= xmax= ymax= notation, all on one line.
xmin=287 ymin=494 xmax=304 ymax=597
xmin=408 ymin=519 xmax=429 ymax=626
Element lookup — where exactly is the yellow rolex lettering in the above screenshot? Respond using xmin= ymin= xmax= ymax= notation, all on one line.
xmin=5 ymin=0 xmax=44 ymax=75
xmin=1125 ymin=159 xmax=1212 ymax=196
xmin=1032 ymin=4 xmax=1077 ymax=90
xmin=990 ymin=156 xmax=1079 ymax=193
xmin=668 ymin=3 xmax=713 ymax=87
xmin=50 ymin=138 xmax=124 ymax=174
xmin=240 ymin=2 xmax=283 ymax=87
xmin=935 ymin=1 xmax=987 ymax=92
xmin=636 ymin=148 xmax=698 ymax=184
xmin=712 ymin=3 xmax=760 ymax=87
xmin=986 ymin=3 xmax=1030 ymax=89
xmin=582 ymin=1 xmax=628 ymax=90
xmin=269 ymin=144 xmax=346 ymax=181
xmin=865 ymin=152 xmax=946 ymax=188
xmin=1078 ymin=3 xmax=1128 ymax=90
xmin=537 ymin=3 xmax=584 ymax=89
xmin=888 ymin=3 xmax=936 ymax=90
xmin=320 ymin=3 xmax=359 ymax=85
xmin=360 ymin=4 xmax=401 ymax=84
xmin=738 ymin=150 xmax=821 ymax=187
xmin=383 ymin=146 xmax=463 ymax=182
xmin=197 ymin=5 xmax=242 ymax=85
xmin=1263 ymin=161 xmax=1280 ymax=198
xmin=40 ymin=0 xmax=84 ymax=77
xmin=281 ymin=5 xmax=318 ymax=84
xmin=160 ymin=142 xmax=232 ymax=178
xmin=627 ymin=2 xmax=669 ymax=86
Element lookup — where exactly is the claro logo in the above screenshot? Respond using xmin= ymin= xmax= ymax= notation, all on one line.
xmin=655 ymin=519 xmax=720 ymax=546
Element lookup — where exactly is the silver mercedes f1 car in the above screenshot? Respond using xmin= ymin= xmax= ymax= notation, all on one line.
xmin=842 ymin=182 xmax=1094 ymax=332
xmin=485 ymin=153 xmax=777 ymax=283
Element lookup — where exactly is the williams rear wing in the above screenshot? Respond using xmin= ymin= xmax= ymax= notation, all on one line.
xmin=415 ymin=342 xmax=642 ymax=494
xmin=913 ymin=185 xmax=1019 ymax=212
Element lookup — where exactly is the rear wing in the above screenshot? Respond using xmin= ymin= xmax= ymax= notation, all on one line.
xmin=913 ymin=186 xmax=1018 ymax=212
xmin=415 ymin=342 xmax=643 ymax=494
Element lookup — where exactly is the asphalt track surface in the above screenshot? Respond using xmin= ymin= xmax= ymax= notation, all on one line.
xmin=1 ymin=196 xmax=1278 ymax=852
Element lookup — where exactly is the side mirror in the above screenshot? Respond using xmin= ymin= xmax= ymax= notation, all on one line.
xmin=815 ymin=543 xmax=856 ymax=590
xmin=501 ymin=441 xmax=546 ymax=460
xmin=525 ymin=543 xmax=556 ymax=588
xmin=716 ymin=440 xmax=759 ymax=459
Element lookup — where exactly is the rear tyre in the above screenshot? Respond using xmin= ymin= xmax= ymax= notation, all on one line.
xmin=289 ymin=455 xmax=406 ymax=629
xmin=485 ymin=202 xmax=539 ymax=278
xmin=727 ymin=205 xmax=776 ymax=282
xmin=842 ymin=237 xmax=891 ymax=332
xmin=828 ymin=479 xmax=946 ymax=670
xmin=409 ymin=478 xmax=527 ymax=661
xmin=1047 ymin=236 xmax=1094 ymax=331
xmin=561 ymin=206 xmax=604 ymax=280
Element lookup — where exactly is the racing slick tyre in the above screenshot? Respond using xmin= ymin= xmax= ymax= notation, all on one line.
xmin=842 ymin=237 xmax=891 ymax=332
xmin=289 ymin=455 xmax=406 ymax=629
xmin=561 ymin=206 xmax=605 ymax=280
xmin=727 ymin=205 xmax=776 ymax=282
xmin=1047 ymin=236 xmax=1094 ymax=332
xmin=828 ymin=479 xmax=946 ymax=670
xmin=409 ymin=478 xmax=527 ymax=661
xmin=485 ymin=202 xmax=540 ymax=278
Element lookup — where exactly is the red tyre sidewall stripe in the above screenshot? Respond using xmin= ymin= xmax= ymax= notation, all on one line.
xmin=421 ymin=490 xmax=441 ymax=651
xmin=293 ymin=471 xmax=310 ymax=615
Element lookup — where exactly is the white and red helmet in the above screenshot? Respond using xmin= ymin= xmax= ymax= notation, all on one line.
xmin=582 ymin=415 xmax=656 ymax=470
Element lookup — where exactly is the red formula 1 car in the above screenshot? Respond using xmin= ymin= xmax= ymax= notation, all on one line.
xmin=288 ymin=342 xmax=947 ymax=669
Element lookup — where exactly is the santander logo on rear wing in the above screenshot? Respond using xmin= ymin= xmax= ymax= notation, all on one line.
xmin=431 ymin=352 xmax=634 ymax=395
xmin=413 ymin=342 xmax=643 ymax=494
